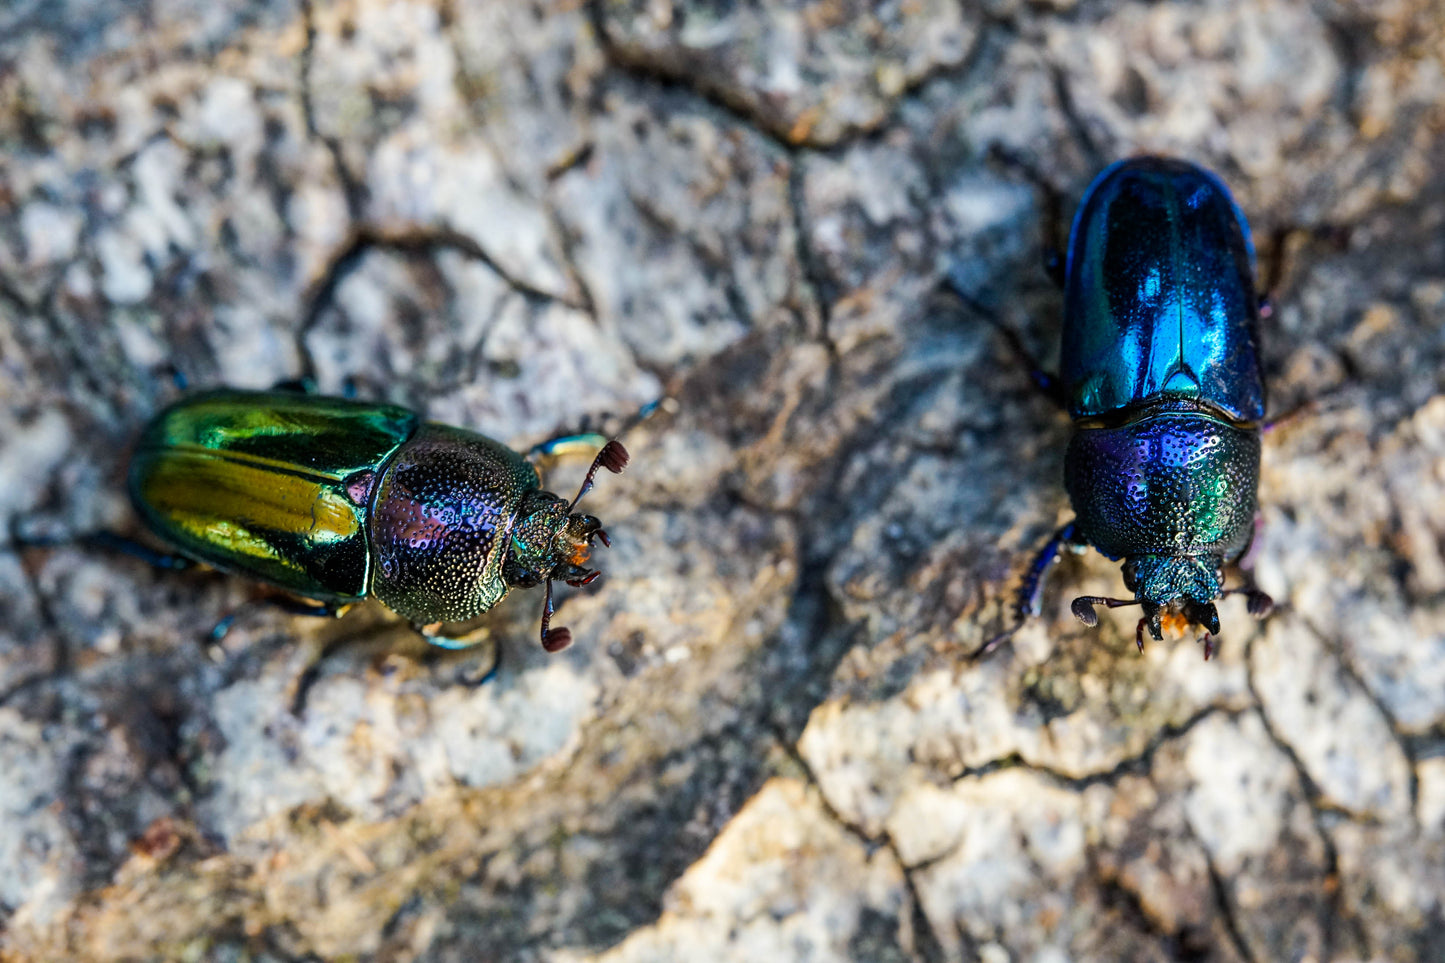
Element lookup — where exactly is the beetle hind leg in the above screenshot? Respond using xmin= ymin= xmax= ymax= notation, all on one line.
xmin=209 ymin=596 xmax=352 ymax=658
xmin=46 ymin=529 xmax=196 ymax=572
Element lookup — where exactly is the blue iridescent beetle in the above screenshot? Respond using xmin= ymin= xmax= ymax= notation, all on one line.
xmin=983 ymin=156 xmax=1273 ymax=659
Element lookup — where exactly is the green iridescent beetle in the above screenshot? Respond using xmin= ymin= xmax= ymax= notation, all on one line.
xmin=127 ymin=389 xmax=628 ymax=651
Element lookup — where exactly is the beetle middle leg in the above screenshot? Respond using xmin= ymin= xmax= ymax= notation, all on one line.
xmin=411 ymin=622 xmax=501 ymax=687
xmin=984 ymin=143 xmax=1072 ymax=287
xmin=973 ymin=522 xmax=1079 ymax=661
xmin=287 ymin=619 xmax=498 ymax=716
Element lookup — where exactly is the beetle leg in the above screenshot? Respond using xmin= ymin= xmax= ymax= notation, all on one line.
xmin=527 ymin=431 xmax=611 ymax=463
xmin=992 ymin=320 xmax=1066 ymax=405
xmin=74 ymin=530 xmax=195 ymax=571
xmin=1261 ymin=399 xmax=1317 ymax=434
xmin=411 ymin=620 xmax=489 ymax=650
xmin=971 ymin=522 xmax=1077 ymax=661
xmin=13 ymin=528 xmax=197 ymax=579
xmin=400 ymin=625 xmax=502 ymax=695
xmin=209 ymin=596 xmax=350 ymax=655
xmin=411 ymin=622 xmax=501 ymax=687
xmin=528 ymin=399 xmax=668 ymax=469
xmin=1220 ymin=583 xmax=1274 ymax=619
xmin=269 ymin=377 xmax=319 ymax=395
xmin=269 ymin=597 xmax=350 ymax=619
xmin=161 ymin=362 xmax=190 ymax=392
xmin=940 ymin=277 xmax=1067 ymax=409
xmin=982 ymin=142 xmax=1071 ymax=287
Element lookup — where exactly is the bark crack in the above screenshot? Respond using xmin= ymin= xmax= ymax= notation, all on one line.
xmin=298 ymin=0 xmax=366 ymax=222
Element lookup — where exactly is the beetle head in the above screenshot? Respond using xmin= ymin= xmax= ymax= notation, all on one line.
xmin=504 ymin=440 xmax=629 ymax=651
xmin=1123 ymin=554 xmax=1223 ymax=640
xmin=503 ymin=502 xmax=608 ymax=577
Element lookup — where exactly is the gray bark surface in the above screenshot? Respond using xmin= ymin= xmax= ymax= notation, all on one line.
xmin=1 ymin=1 xmax=1443 ymax=960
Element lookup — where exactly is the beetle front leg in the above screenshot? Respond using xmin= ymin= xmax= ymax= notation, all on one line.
xmin=972 ymin=522 xmax=1078 ymax=661
xmin=527 ymin=431 xmax=612 ymax=463
xmin=1220 ymin=582 xmax=1274 ymax=619
xmin=413 ymin=620 xmax=492 ymax=650
xmin=1222 ymin=515 xmax=1274 ymax=619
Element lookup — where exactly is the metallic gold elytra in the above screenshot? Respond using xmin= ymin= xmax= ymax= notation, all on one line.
xmin=128 ymin=389 xmax=421 ymax=602
xmin=136 ymin=448 xmax=364 ymax=587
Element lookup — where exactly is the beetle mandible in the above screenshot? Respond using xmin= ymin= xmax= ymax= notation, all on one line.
xmin=982 ymin=156 xmax=1274 ymax=659
xmin=127 ymin=389 xmax=629 ymax=652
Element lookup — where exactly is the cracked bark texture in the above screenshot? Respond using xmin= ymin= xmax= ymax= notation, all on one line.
xmin=2 ymin=1 xmax=1444 ymax=960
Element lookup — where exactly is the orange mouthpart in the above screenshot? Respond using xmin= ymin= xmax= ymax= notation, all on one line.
xmin=1159 ymin=610 xmax=1190 ymax=637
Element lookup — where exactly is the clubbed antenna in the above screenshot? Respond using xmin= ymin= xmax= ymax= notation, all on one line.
xmin=1069 ymin=595 xmax=1139 ymax=627
xmin=541 ymin=439 xmax=630 ymax=653
xmin=540 ymin=578 xmax=573 ymax=652
xmin=569 ymin=440 xmax=630 ymax=510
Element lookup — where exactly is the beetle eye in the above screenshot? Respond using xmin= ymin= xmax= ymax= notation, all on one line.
xmin=1121 ymin=559 xmax=1139 ymax=591
xmin=506 ymin=564 xmax=542 ymax=588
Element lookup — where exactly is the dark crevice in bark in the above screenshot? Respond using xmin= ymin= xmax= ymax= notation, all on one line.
xmin=589 ymin=0 xmax=987 ymax=155
xmin=298 ymin=0 xmax=366 ymax=222
xmin=770 ymin=722 xmax=948 ymax=963
xmin=587 ymin=0 xmax=796 ymax=156
xmin=294 ymin=225 xmax=584 ymax=383
xmin=1302 ymin=614 xmax=1421 ymax=818
xmin=1192 ymin=828 xmax=1264 ymax=963
xmin=952 ymin=704 xmax=1228 ymax=792
xmin=1244 ymin=638 xmax=1362 ymax=961
xmin=786 ymin=161 xmax=838 ymax=352
xmin=1091 ymin=865 xmax=1216 ymax=962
